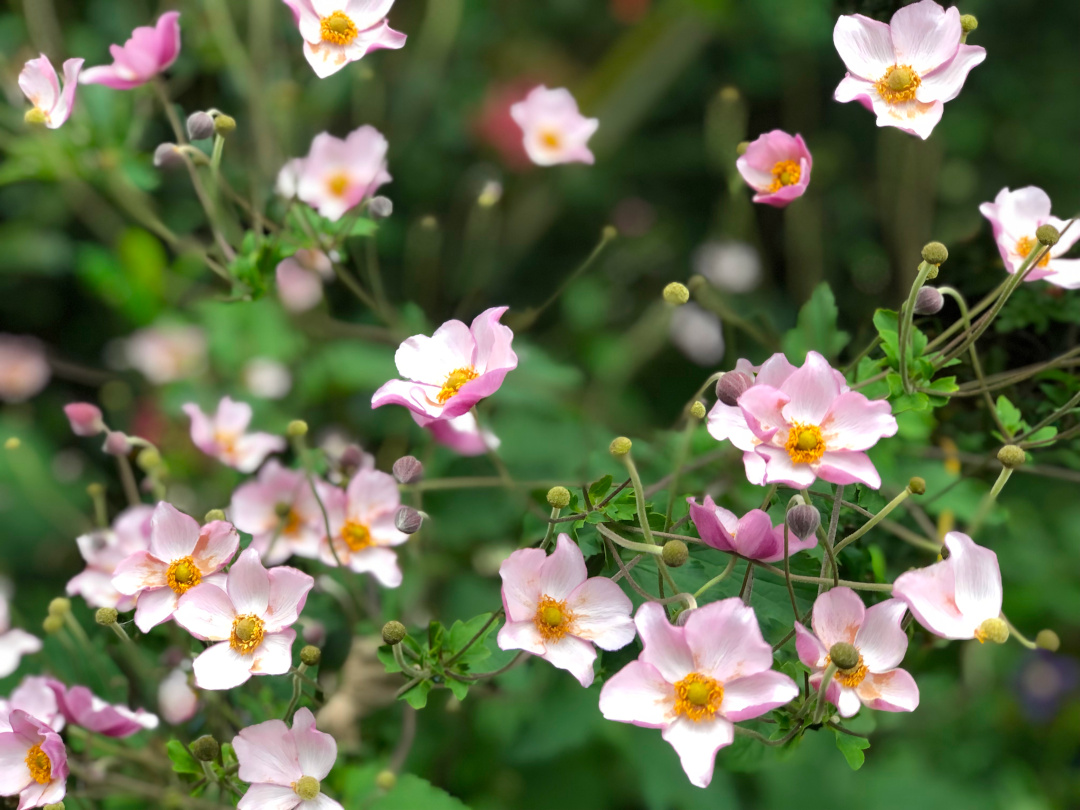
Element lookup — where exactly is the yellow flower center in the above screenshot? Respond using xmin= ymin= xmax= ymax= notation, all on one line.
xmin=825 ymin=653 xmax=869 ymax=689
xmin=25 ymin=744 xmax=51 ymax=785
xmin=533 ymin=595 xmax=573 ymax=642
xmin=767 ymin=160 xmax=801 ymax=193
xmin=230 ymin=614 xmax=266 ymax=656
xmin=436 ymin=366 xmax=479 ymax=404
xmin=281 ymin=508 xmax=302 ymax=536
xmin=293 ymin=775 xmax=322 ymax=801
xmin=540 ymin=130 xmax=562 ymax=150
xmin=320 ymin=11 xmax=359 ymax=45
xmin=341 ymin=520 xmax=373 ymax=552
xmin=327 ymin=172 xmax=350 ymax=197
xmin=166 ymin=557 xmax=202 ymax=595
xmin=875 ymin=64 xmax=921 ymax=105
xmin=673 ymin=672 xmax=724 ymax=722
xmin=1015 ymin=236 xmax=1051 ymax=269
xmin=785 ymin=422 xmax=825 ymax=464
xmin=215 ymin=430 xmax=238 ymax=455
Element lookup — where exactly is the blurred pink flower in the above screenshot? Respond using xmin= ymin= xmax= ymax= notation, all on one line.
xmin=174 ymin=549 xmax=313 ymax=690
xmin=0 ymin=710 xmax=68 ymax=809
xmin=158 ymin=668 xmax=198 ymax=725
xmin=472 ymin=79 xmax=540 ymax=170
xmin=795 ymin=588 xmax=919 ymax=717
xmin=124 ymin=324 xmax=207 ymax=384
xmin=687 ymin=495 xmax=817 ymax=562
xmin=371 ymin=307 xmax=517 ymax=423
xmin=80 ymin=12 xmax=181 ymax=90
xmin=736 ymin=130 xmax=812 ymax=207
xmin=979 ymin=187 xmax=1080 ymax=288
xmin=510 ymin=86 xmax=598 ymax=166
xmin=63 ymin=403 xmax=105 ymax=437
xmin=183 ymin=397 xmax=286 ymax=472
xmin=19 ymin=55 xmax=83 ymax=129
xmin=599 ymin=600 xmax=798 ymax=788
xmin=284 ymin=127 xmax=392 ymax=222
xmin=0 ymin=677 xmax=64 ymax=734
xmin=112 ymin=502 xmax=239 ymax=633
xmin=498 ymin=534 xmax=634 ymax=687
xmin=421 ymin=412 xmax=500 ymax=457
xmin=229 ymin=460 xmax=332 ymax=564
xmin=832 ymin=0 xmax=985 ymax=139
xmin=0 ymin=591 xmax=42 ymax=679
xmin=232 ymin=707 xmax=342 ymax=810
xmin=276 ymin=249 xmax=334 ymax=313
xmin=0 ymin=335 xmax=50 ymax=403
xmin=283 ymin=0 xmax=405 ymax=79
xmin=48 ymin=684 xmax=158 ymax=737
xmin=322 ymin=468 xmax=407 ymax=587
xmin=66 ymin=505 xmax=153 ymax=611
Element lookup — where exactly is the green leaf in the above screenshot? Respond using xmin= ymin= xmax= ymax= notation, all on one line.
xmin=996 ymin=396 xmax=1024 ymax=434
xmin=446 ymin=613 xmax=498 ymax=668
xmin=166 ymin=740 xmax=201 ymax=775
xmin=402 ymin=679 xmax=432 ymax=709
xmin=368 ymin=774 xmax=471 ymax=810
xmin=588 ymin=474 xmax=613 ymax=505
xmin=782 ymin=283 xmax=851 ymax=362
xmin=445 ymin=677 xmax=470 ymax=701
xmin=834 ymin=728 xmax=871 ymax=770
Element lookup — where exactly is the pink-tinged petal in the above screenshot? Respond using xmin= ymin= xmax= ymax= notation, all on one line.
xmin=182 ymin=403 xmax=216 ymax=455
xmin=998 ymin=186 xmax=1052 ymax=238
xmin=730 ymin=510 xmax=781 ymax=560
xmin=832 ymin=14 xmax=895 ymax=79
xmin=779 ymin=351 xmax=841 ymax=425
xmin=794 ymin=622 xmax=827 ymax=669
xmin=234 ymin=718 xmax=301 ymax=784
xmin=889 ymin=0 xmax=961 ymax=75
xmin=277 ymin=259 xmax=325 ymax=313
xmin=370 ymin=378 xmax=446 ymax=420
xmin=305 ymin=794 xmax=345 ymax=810
xmin=944 ymin=532 xmax=1002 ymax=622
xmin=834 ymin=75 xmax=875 ymax=108
xmin=722 ymin=670 xmax=799 ymax=721
xmin=149 ymin=502 xmax=202 ymax=562
xmin=755 ymin=354 xmax=798 ymax=387
xmin=755 ymin=445 xmax=819 ymax=489
xmin=815 ymin=450 xmax=882 ymax=488
xmin=661 ymin=716 xmax=733 ymax=789
xmin=344 ymin=468 xmax=400 ymax=523
xmin=158 ymin=669 xmax=198 ymax=725
xmin=540 ymin=634 xmax=597 ymax=687
xmin=892 ymin=558 xmax=973 ymax=639
xmin=856 ymin=668 xmax=920 ymax=713
xmin=855 ymin=598 xmax=909 ymax=672
xmin=19 ymin=55 xmax=60 ymax=112
xmin=706 ymin=401 xmax=758 ymax=451
xmin=251 ymin=630 xmax=295 ymax=675
xmin=347 ymin=546 xmax=402 ymax=587
xmin=737 ymin=385 xmax=789 ymax=443
xmin=0 ymin=631 xmax=42 ymax=679
xmin=684 ymin=598 xmax=773 ymax=683
xmin=0 ymin=733 xmax=32 ymax=793
xmin=215 ymin=396 xmax=254 ymax=435
xmin=820 ymin=392 xmax=897 ymax=451
xmin=835 ymin=683 xmax=863 ymax=717
xmin=264 ymin=566 xmax=315 ymax=633
xmin=598 ymin=661 xmax=675 ymax=728
xmin=63 ymin=402 xmax=104 ymax=436
xmin=227 ymin=549 xmax=271 ymax=616
xmin=232 ymin=433 xmax=287 ymax=473
xmin=496 ymin=620 xmax=546 ymax=655
xmin=174 ymin=583 xmax=237 ymax=641
xmin=422 ymin=412 xmax=499 ymax=456
xmin=565 ymin=578 xmax=634 ymax=651
xmin=811 ymin=587 xmax=865 ymax=650
xmin=511 ymin=86 xmax=599 ymax=167
xmin=742 ymin=450 xmax=767 ymax=486
xmin=132 ymin=586 xmax=179 ymax=632
xmin=153 ymin=11 xmax=182 ymax=72
xmin=6 ymin=677 xmax=63 ymax=732
xmin=469 ymin=306 xmax=517 ymax=375
xmin=192 ymin=521 xmax=239 ymax=573
xmin=870 ymin=96 xmax=944 ymax=140
xmin=917 ymin=44 xmax=986 ymax=103
xmin=292 ymin=707 xmax=337 ymax=779
xmin=1044 ymin=259 xmax=1080 ymax=290
xmin=79 ymin=64 xmax=143 ymax=90
xmin=238 ymin=783 xmax=302 ymax=810
xmin=687 ymin=496 xmax=738 ymax=553
xmin=539 ymin=534 xmax=587 ymax=601
xmin=193 ymin=643 xmax=254 ymax=690
xmin=636 ymin=602 xmax=695 ymax=684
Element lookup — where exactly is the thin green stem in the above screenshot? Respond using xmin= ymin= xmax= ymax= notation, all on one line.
xmin=969 ymin=465 xmax=1014 ymax=536
xmin=899 ymin=260 xmax=935 ymax=394
xmin=665 ymin=415 xmax=698 ymax=529
xmin=116 ymin=454 xmax=141 ymax=507
xmin=512 ymin=227 xmax=616 ymax=330
xmin=833 ymin=487 xmax=911 ymax=554
xmin=596 ymin=524 xmax=663 ymax=556
xmin=812 ymin=663 xmax=838 ymax=725
xmin=692 ymin=556 xmax=737 ymax=599
xmin=443 ymin=610 xmax=504 ymax=667
xmin=783 ymin=522 xmax=799 ymax=618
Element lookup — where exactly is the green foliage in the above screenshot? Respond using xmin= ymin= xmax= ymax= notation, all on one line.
xmin=783 ymin=283 xmax=850 ymax=362
xmin=833 ymin=729 xmax=871 ymax=770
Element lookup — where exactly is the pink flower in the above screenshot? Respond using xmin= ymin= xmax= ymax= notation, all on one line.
xmin=283 ymin=0 xmax=405 ymax=79
xmin=736 ymin=130 xmax=812 ymax=207
xmin=599 ymin=600 xmax=798 ymax=788
xmin=322 ymin=469 xmax=407 ymax=587
xmin=112 ymin=502 xmax=239 ymax=633
xmin=284 ymin=127 xmax=392 ymax=222
xmin=0 ymin=678 xmax=65 ymax=734
xmin=497 ymin=534 xmax=635 ymax=687
xmin=174 ymin=549 xmax=314 ymax=690
xmin=80 ymin=12 xmax=181 ymax=90
xmin=893 ymin=531 xmax=1003 ymax=640
xmin=124 ymin=324 xmax=207 ymax=384
xmin=63 ymin=403 xmax=105 ymax=437
xmin=0 ymin=592 xmax=42 ymax=680
xmin=794 ymin=588 xmax=919 ymax=718
xmin=687 ymin=495 xmax=817 ymax=562
xmin=232 ymin=707 xmax=342 ymax=810
xmin=978 ymin=187 xmax=1080 ymax=289
xmin=158 ymin=668 xmax=198 ymax=726
xmin=48 ymin=684 xmax=158 ymax=738
xmin=421 ymin=412 xmax=500 ymax=457
xmin=371 ymin=307 xmax=518 ymax=423
xmin=737 ymin=351 xmax=898 ymax=489
xmin=229 ymin=460 xmax=333 ymax=564
xmin=183 ymin=397 xmax=286 ymax=472
xmin=832 ymin=0 xmax=986 ymax=139
xmin=0 ymin=335 xmax=50 ymax=404
xmin=19 ymin=55 xmax=83 ymax=129
xmin=0 ymin=710 xmax=67 ymax=809
xmin=510 ymin=86 xmax=599 ymax=166
xmin=276 ymin=250 xmax=334 ymax=313
xmin=66 ymin=505 xmax=153 ymax=611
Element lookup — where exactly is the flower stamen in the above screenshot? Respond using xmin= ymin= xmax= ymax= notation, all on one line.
xmin=166 ymin=556 xmax=202 ymax=596
xmin=534 ymin=595 xmax=574 ymax=642
xmin=540 ymin=130 xmax=562 ymax=150
xmin=1015 ymin=236 xmax=1051 ymax=269
xmin=341 ymin=520 xmax=372 ymax=552
xmin=320 ymin=11 xmax=359 ymax=45
xmin=25 ymin=744 xmax=51 ymax=785
xmin=673 ymin=672 xmax=724 ymax=722
xmin=825 ymin=653 xmax=869 ymax=688
xmin=785 ymin=422 xmax=826 ymax=465
xmin=875 ymin=64 xmax=921 ymax=105
xmin=436 ymin=367 xmax=479 ymax=404
xmin=327 ymin=172 xmax=350 ymax=197
xmin=230 ymin=614 xmax=266 ymax=656
xmin=767 ymin=160 xmax=801 ymax=193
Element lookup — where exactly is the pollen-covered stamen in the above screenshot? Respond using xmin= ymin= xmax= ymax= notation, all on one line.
xmin=327 ymin=172 xmax=350 ymax=197
xmin=166 ymin=556 xmax=202 ymax=595
xmin=673 ymin=672 xmax=724 ymax=722
xmin=293 ymin=775 xmax=321 ymax=801
xmin=975 ymin=617 xmax=1009 ymax=644
xmin=785 ymin=422 xmax=826 ymax=464
xmin=230 ymin=614 xmax=266 ymax=656
xmin=539 ymin=130 xmax=562 ymax=150
xmin=875 ymin=64 xmax=921 ymax=105
xmin=825 ymin=653 xmax=869 ymax=689
xmin=25 ymin=743 xmax=51 ymax=785
xmin=276 ymin=502 xmax=302 ymax=536
xmin=533 ymin=595 xmax=574 ymax=642
xmin=341 ymin=520 xmax=373 ymax=552
xmin=767 ymin=160 xmax=801 ymax=193
xmin=214 ymin=431 xmax=238 ymax=455
xmin=320 ymin=11 xmax=359 ymax=45
xmin=436 ymin=366 xmax=479 ymax=404
xmin=1015 ymin=236 xmax=1052 ymax=269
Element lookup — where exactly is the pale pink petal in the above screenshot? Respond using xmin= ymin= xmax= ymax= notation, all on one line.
xmin=112 ymin=552 xmax=167 ymax=597
xmin=277 ymin=259 xmax=324 ymax=313
xmin=810 ymin=587 xmax=865 ymax=650
xmin=251 ymin=631 xmax=296 ymax=675
xmin=737 ymin=386 xmax=789 ymax=443
xmin=706 ymin=401 xmax=758 ymax=451
xmin=19 ymin=55 xmax=60 ymax=112
xmin=496 ymin=620 xmax=546 ymax=655
xmin=292 ymin=708 xmax=337 ymax=779
xmin=892 ymin=557 xmax=973 ymax=639
xmin=539 ymin=634 xmax=597 ymax=687
xmin=916 ymin=44 xmax=986 ymax=103
xmin=889 ymin=0 xmax=962 ymax=75
xmin=183 ymin=403 xmax=217 ymax=455
xmin=794 ymin=622 xmax=828 ymax=669
xmin=193 ymin=642 xmax=254 ymax=690
xmin=470 ymin=306 xmax=518 ymax=375
xmin=422 ymin=412 xmax=499 ymax=456
xmin=0 ymin=735 xmax=32 ymax=794
xmin=233 ymin=433 xmax=287 ymax=473
xmin=238 ymin=784 xmax=302 ymax=810
xmin=227 ymin=549 xmax=271 ymax=616
xmin=779 ymin=351 xmax=840 ymax=424
xmin=344 ymin=468 xmax=400 ymax=523
xmin=598 ymin=661 xmax=675 ymax=728
xmin=191 ymin=521 xmax=240 ymax=573
xmin=158 ymin=669 xmax=198 ymax=725
xmin=742 ymin=450 xmax=768 ymax=486
xmin=215 ymin=397 xmax=254 ymax=435
xmin=832 ymin=13 xmax=895 ymax=79
xmin=856 ymin=668 xmax=920 ymax=713
xmin=661 ymin=716 xmax=733 ymax=789
xmin=869 ymin=96 xmax=944 ymax=140
xmin=854 ymin=598 xmax=909 ymax=672
xmin=944 ymin=532 xmax=1002 ymax=623
xmin=393 ymin=319 xmax=473 ymax=385
xmin=132 ymin=586 xmax=179 ymax=633
xmin=174 ymin=583 xmax=237 ymax=641
xmin=149 ymin=502 xmax=202 ymax=562
xmin=234 ymin=718 xmax=301 ymax=784
xmin=755 ymin=445 xmax=819 ymax=489
xmin=721 ymin=671 xmax=799 ymax=721
xmin=347 ymin=546 xmax=402 ymax=587
xmin=264 ymin=566 xmax=315 ymax=633
xmin=835 ymin=682 xmax=863 ymax=717
xmin=683 ymin=598 xmax=773 ymax=683
xmin=730 ymin=510 xmax=781 ymax=560
xmin=538 ymin=534 xmax=587 ymax=601
xmin=0 ymin=631 xmax=42 ymax=679
xmin=636 ymin=602 xmax=695 ymax=684
xmin=1044 ymin=259 xmax=1080 ymax=290
xmin=819 ymin=392 xmax=898 ymax=451
xmin=815 ymin=450 xmax=882 ymax=488
xmin=687 ymin=496 xmax=737 ymax=553
xmin=565 ymin=578 xmax=634 ymax=651
xmin=834 ymin=75 xmax=875 ymax=107
xmin=304 ymin=794 xmax=345 ymax=810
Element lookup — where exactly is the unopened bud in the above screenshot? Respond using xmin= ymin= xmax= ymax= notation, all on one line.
xmin=829 ymin=641 xmax=860 ymax=671
xmin=25 ymin=108 xmax=47 ymax=126
xmin=153 ymin=143 xmax=184 ymax=169
xmin=546 ymin=486 xmax=571 ymax=509
xmin=997 ymin=445 xmax=1026 ymax=469
xmin=369 ymin=196 xmax=393 ymax=219
xmin=661 ymin=540 xmax=689 ymax=568
xmin=1036 ymin=224 xmax=1060 ymax=247
xmin=191 ymin=735 xmax=220 ymax=762
xmin=204 ymin=509 xmax=226 ymax=524
xmin=95 ymin=608 xmax=119 ymax=626
xmin=43 ymin=803 xmax=65 ymax=810
xmin=786 ymin=504 xmax=821 ymax=540
xmin=914 ymin=287 xmax=944 ymax=315
xmin=663 ymin=282 xmax=690 ymax=306
xmin=375 ymin=770 xmax=397 ymax=791
xmin=102 ymin=431 xmax=132 ymax=457
xmin=186 ymin=111 xmax=215 ymax=141
xmin=48 ymin=598 xmax=71 ymax=617
xmin=213 ymin=113 xmax=236 ymax=137
xmin=136 ymin=447 xmax=162 ymax=471
xmin=286 ymin=420 xmax=308 ymax=438
xmin=392 ymin=456 xmax=423 ymax=484
xmin=907 ymin=477 xmax=926 ymax=495
xmin=736 ymin=141 xmax=750 ymax=156
xmin=689 ymin=401 xmax=706 ymax=419
xmin=716 ymin=371 xmax=753 ymax=407
xmin=64 ymin=403 xmax=106 ymax=436
xmin=382 ymin=621 xmax=407 ymax=645
xmin=609 ymin=437 xmax=632 ymax=457
xmin=959 ymin=14 xmax=978 ymax=33
xmin=977 ymin=617 xmax=1009 ymax=645
xmin=394 ymin=506 xmax=423 ymax=534
xmin=86 ymin=483 xmax=105 ymax=498
xmin=1035 ymin=629 xmax=1061 ymax=652
xmin=300 ymin=645 xmax=322 ymax=666
xmin=602 ymin=225 xmax=618 ymax=242
xmin=921 ymin=241 xmax=948 ymax=266
xmin=43 ymin=615 xmax=64 ymax=634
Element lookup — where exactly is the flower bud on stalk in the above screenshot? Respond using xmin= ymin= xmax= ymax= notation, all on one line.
xmin=300 ymin=645 xmax=322 ymax=666
xmin=153 ymin=143 xmax=184 ymax=169
xmin=1036 ymin=629 xmax=1060 ymax=652
xmin=661 ymin=540 xmax=689 ymax=568
xmin=997 ymin=445 xmax=1026 ymax=469
xmin=392 ymin=456 xmax=423 ymax=484
xmin=43 ymin=803 xmax=65 ymax=810
xmin=375 ymin=770 xmax=397 ymax=791
xmin=369 ymin=196 xmax=394 ymax=219
xmin=43 ymin=615 xmax=64 ymax=635
xmin=382 ymin=621 xmax=407 ymax=646
xmin=103 ymin=431 xmax=132 ymax=456
xmin=204 ymin=509 xmax=226 ymax=523
xmin=715 ymin=372 xmax=752 ymax=407
xmin=136 ymin=447 xmax=162 ymax=471
xmin=689 ymin=401 xmax=706 ymax=419
xmin=907 ymin=477 xmax=926 ymax=495
xmin=287 ymin=420 xmax=309 ymax=438
xmin=394 ymin=506 xmax=423 ymax=534
xmin=959 ymin=14 xmax=978 ymax=42
xmin=662 ymin=283 xmax=690 ymax=306
xmin=191 ymin=735 xmax=220 ymax=762
xmin=212 ymin=113 xmax=237 ymax=137
xmin=735 ymin=141 xmax=750 ymax=156
xmin=1036 ymin=224 xmax=1060 ymax=247
xmin=786 ymin=504 xmax=821 ymax=540
xmin=546 ymin=486 xmax=571 ymax=509
xmin=186 ymin=111 xmax=215 ymax=141
xmin=914 ymin=287 xmax=944 ymax=315
xmin=48 ymin=598 xmax=71 ymax=618
xmin=609 ymin=437 xmax=632 ymax=457
xmin=921 ymin=241 xmax=948 ymax=266
xmin=95 ymin=608 xmax=119 ymax=626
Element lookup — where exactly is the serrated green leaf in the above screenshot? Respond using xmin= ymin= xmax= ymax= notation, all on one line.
xmin=402 ymin=679 xmax=432 ymax=709
xmin=166 ymin=740 xmax=201 ymax=775
xmin=782 ymin=283 xmax=851 ymax=362
xmin=445 ymin=677 xmax=470 ymax=701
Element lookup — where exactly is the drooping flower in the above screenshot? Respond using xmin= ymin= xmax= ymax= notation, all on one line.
xmin=978 ymin=187 xmax=1080 ymax=289
xmin=66 ymin=505 xmax=153 ymax=611
xmin=182 ymin=397 xmax=286 ymax=473
xmin=0 ymin=335 xmax=50 ymax=404
xmin=0 ymin=591 xmax=42 ymax=680
xmin=0 ymin=710 xmax=68 ymax=810
xmin=735 ymin=130 xmax=812 ymax=207
xmin=794 ymin=587 xmax=919 ymax=718
xmin=321 ymin=469 xmax=407 ymax=587
xmin=232 ymin=707 xmax=343 ymax=810
xmin=19 ymin=55 xmax=83 ymax=129
xmin=737 ymin=351 xmax=898 ymax=489
xmin=509 ymin=86 xmax=599 ymax=166
xmin=893 ymin=531 xmax=1004 ymax=641
xmin=158 ymin=668 xmax=198 ymax=726
xmin=283 ymin=127 xmax=392 ymax=222
xmin=123 ymin=324 xmax=207 ymax=384
xmin=276 ymin=250 xmax=334 ymax=313
xmin=47 ymin=684 xmax=158 ymax=738
xmin=0 ymin=678 xmax=64 ymax=734
xmin=832 ymin=0 xmax=986 ymax=139
xmin=174 ymin=549 xmax=313 ymax=690
xmin=283 ymin=0 xmax=406 ymax=79
xmin=421 ymin=412 xmax=500 ymax=457
xmin=497 ymin=534 xmax=635 ymax=687
xmin=80 ymin=12 xmax=182 ymax=90
xmin=599 ymin=600 xmax=798 ymax=788
xmin=687 ymin=495 xmax=817 ymax=562
xmin=112 ymin=502 xmax=239 ymax=633
xmin=371 ymin=307 xmax=518 ymax=423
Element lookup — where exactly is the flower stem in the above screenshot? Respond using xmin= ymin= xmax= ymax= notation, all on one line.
xmin=692 ymin=556 xmax=737 ymax=600
xmin=812 ymin=663 xmax=838 ymax=725
xmin=833 ymin=487 xmax=911 ymax=554
xmin=968 ymin=465 xmax=1014 ymax=536
xmin=898 ymin=260 xmax=935 ymax=394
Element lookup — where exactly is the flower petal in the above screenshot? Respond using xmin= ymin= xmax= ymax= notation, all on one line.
xmin=292 ymin=707 xmax=337 ymax=779
xmin=811 ymin=587 xmax=865 ymax=650
xmin=238 ymin=783 xmax=303 ymax=810
xmin=636 ymin=602 xmax=695 ymax=684
xmin=661 ymin=716 xmax=733 ymax=789
xmin=540 ymin=634 xmax=597 ymax=687
xmin=916 ymin=44 xmax=986 ymax=103
xmin=780 ymin=351 xmax=841 ymax=425
xmin=598 ymin=661 xmax=675 ymax=728
xmin=722 ymin=671 xmax=799 ymax=722
xmin=856 ymin=668 xmax=920 ymax=713
xmin=794 ymin=622 xmax=828 ymax=669
xmin=252 ymin=631 xmax=296 ymax=676
xmin=889 ymin=0 xmax=962 ymax=75
xmin=892 ymin=557 xmax=973 ymax=639
xmin=945 ymin=532 xmax=1002 ymax=623
xmin=227 ymin=549 xmax=271 ymax=616
xmin=496 ymin=620 xmax=545 ymax=655
xmin=755 ymin=445 xmax=819 ymax=489
xmin=347 ymin=547 xmax=402 ymax=588
xmin=264 ymin=566 xmax=315 ymax=633
xmin=820 ymin=392 xmax=897 ymax=451
xmin=192 ymin=521 xmax=240 ymax=574
xmin=132 ymin=586 xmax=180 ymax=633
xmin=855 ymin=598 xmax=909 ymax=672
xmin=684 ymin=598 xmax=773 ymax=683
xmin=149 ymin=502 xmax=201 ymax=561
xmin=832 ymin=13 xmax=895 ymax=80
xmin=174 ymin=582 xmax=236 ymax=641
xmin=498 ymin=547 xmax=545 ymax=622
xmin=565 ymin=578 xmax=634 ymax=651
xmin=193 ymin=643 xmax=254 ymax=690
xmin=815 ymin=450 xmax=882 ymax=488
xmin=234 ymin=718 xmax=301 ymax=785
xmin=538 ymin=534 xmax=587 ymax=601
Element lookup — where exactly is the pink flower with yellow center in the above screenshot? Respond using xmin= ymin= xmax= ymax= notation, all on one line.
xmin=281 ymin=127 xmax=392 ymax=223
xmin=510 ymin=86 xmax=599 ymax=166
xmin=321 ymin=468 xmax=407 ymax=587
xmin=19 ymin=55 xmax=82 ymax=129
xmin=832 ymin=0 xmax=985 ymax=139
xmin=183 ymin=397 xmax=286 ymax=473
xmin=79 ymin=12 xmax=181 ymax=90
xmin=0 ymin=710 xmax=68 ymax=810
xmin=66 ymin=505 xmax=153 ymax=612
xmin=283 ymin=0 xmax=406 ymax=79
xmin=979 ymin=187 xmax=1080 ymax=289
xmin=46 ymin=683 xmax=158 ymax=738
xmin=0 ymin=335 xmax=50 ymax=404
xmin=687 ymin=495 xmax=817 ymax=562
xmin=599 ymin=600 xmax=798 ymax=788
xmin=371 ymin=306 xmax=517 ymax=424
xmin=112 ymin=502 xmax=239 ymax=633
xmin=795 ymin=587 xmax=919 ymax=718
xmin=497 ymin=534 xmax=635 ymax=687
xmin=736 ymin=130 xmax=812 ymax=208
xmin=0 ymin=678 xmax=64 ymax=734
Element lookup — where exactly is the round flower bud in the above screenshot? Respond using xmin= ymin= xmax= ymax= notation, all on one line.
xmin=369 ymin=196 xmax=394 ymax=219
xmin=294 ymin=776 xmax=320 ymax=801
xmin=136 ymin=447 xmax=162 ymax=471
xmin=43 ymin=615 xmax=64 ymax=634
xmin=204 ymin=509 xmax=226 ymax=524
xmin=689 ymin=401 xmax=707 ymax=420
xmin=661 ymin=540 xmax=689 ymax=568
xmin=907 ymin=477 xmax=926 ymax=495
xmin=602 ymin=225 xmax=618 ymax=242
xmin=191 ymin=735 xmax=220 ymax=762
xmin=392 ymin=455 xmax=424 ymax=484
xmin=382 ymin=621 xmax=407 ymax=646
xmin=977 ymin=617 xmax=1009 ymax=645
xmin=25 ymin=108 xmax=48 ymax=126
xmin=186 ymin=111 xmax=215 ymax=141
xmin=786 ymin=504 xmax=821 ymax=540
xmin=662 ymin=282 xmax=690 ymax=306
xmin=1036 ymin=224 xmax=1060 ymax=247
xmin=828 ymin=641 xmax=860 ymax=671
xmin=95 ymin=608 xmax=119 ymax=626
xmin=213 ymin=113 xmax=237 ymax=137
xmin=86 ymin=483 xmax=105 ymax=498
xmin=103 ymin=431 xmax=132 ymax=457
xmin=609 ymin=437 xmax=632 ymax=457
xmin=921 ymin=241 xmax=948 ymax=266
xmin=997 ymin=445 xmax=1026 ymax=469
xmin=715 ymin=371 xmax=752 ymax=407
xmin=300 ymin=645 xmax=322 ymax=666
xmin=48 ymin=598 xmax=71 ymax=618
xmin=735 ymin=141 xmax=750 ymax=156
xmin=286 ymin=420 xmax=309 ymax=438
xmin=914 ymin=287 xmax=944 ymax=316
xmin=546 ymin=486 xmax=571 ymax=509
xmin=959 ymin=14 xmax=978 ymax=32
xmin=1035 ymin=629 xmax=1061 ymax=652
xmin=375 ymin=770 xmax=397 ymax=791
xmin=394 ymin=506 xmax=423 ymax=534
xmin=153 ymin=143 xmax=184 ymax=169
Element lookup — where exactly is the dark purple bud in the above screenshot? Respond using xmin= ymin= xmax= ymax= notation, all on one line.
xmin=186 ymin=111 xmax=215 ymax=141
xmin=395 ymin=506 xmax=423 ymax=534
xmin=153 ymin=143 xmax=183 ymax=169
xmin=392 ymin=455 xmax=424 ymax=484
xmin=914 ymin=287 xmax=944 ymax=315
xmin=786 ymin=504 xmax=821 ymax=540
xmin=715 ymin=371 xmax=752 ymax=407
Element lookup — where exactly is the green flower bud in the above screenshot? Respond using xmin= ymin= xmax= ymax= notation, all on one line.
xmin=829 ymin=641 xmax=860 ymax=671
xmin=661 ymin=540 xmax=689 ymax=568
xmin=977 ymin=617 xmax=1009 ymax=645
xmin=300 ymin=645 xmax=322 ymax=666
xmin=213 ymin=113 xmax=237 ymax=137
xmin=1035 ymin=629 xmax=1060 ymax=652
xmin=136 ymin=447 xmax=162 ymax=471
xmin=382 ymin=621 xmax=407 ymax=646
xmin=294 ymin=776 xmax=321 ymax=801
xmin=95 ymin=608 xmax=119 ymax=626
xmin=602 ymin=225 xmax=618 ymax=242
xmin=43 ymin=615 xmax=64 ymax=635
xmin=663 ymin=282 xmax=690 ymax=306
xmin=1036 ymin=224 xmax=1060 ymax=247
xmin=921 ymin=241 xmax=948 ymax=266
xmin=86 ymin=483 xmax=105 ymax=498
xmin=736 ymin=141 xmax=750 ymax=156
xmin=959 ymin=14 xmax=978 ymax=33
xmin=286 ymin=420 xmax=309 ymax=438
xmin=907 ymin=477 xmax=926 ymax=495
xmin=48 ymin=598 xmax=71 ymax=617
xmin=204 ymin=509 xmax=226 ymax=524
xmin=546 ymin=486 xmax=571 ymax=509
xmin=191 ymin=735 xmax=220 ymax=762
xmin=375 ymin=770 xmax=397 ymax=791
xmin=689 ymin=401 xmax=706 ymax=419
xmin=609 ymin=437 xmax=632 ymax=457
xmin=997 ymin=445 xmax=1026 ymax=469
xmin=43 ymin=803 xmax=66 ymax=810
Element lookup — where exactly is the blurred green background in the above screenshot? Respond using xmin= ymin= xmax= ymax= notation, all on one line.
xmin=2 ymin=0 xmax=1079 ymax=807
